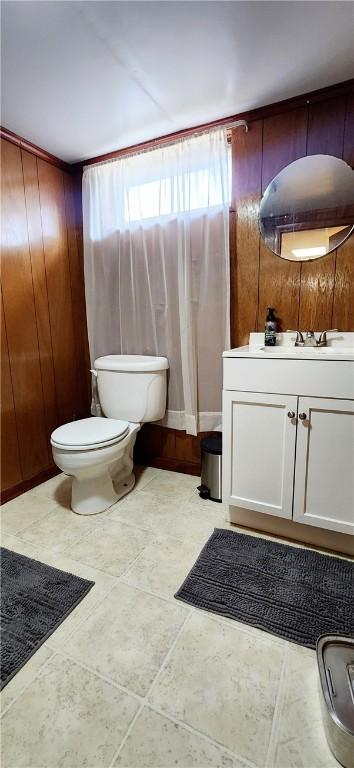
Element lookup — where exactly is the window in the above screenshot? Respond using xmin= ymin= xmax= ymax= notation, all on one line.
xmin=124 ymin=145 xmax=231 ymax=223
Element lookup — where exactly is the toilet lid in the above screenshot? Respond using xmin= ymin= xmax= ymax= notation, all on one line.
xmin=51 ymin=417 xmax=130 ymax=450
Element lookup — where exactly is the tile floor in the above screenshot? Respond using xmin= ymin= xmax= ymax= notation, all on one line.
xmin=0 ymin=466 xmax=339 ymax=768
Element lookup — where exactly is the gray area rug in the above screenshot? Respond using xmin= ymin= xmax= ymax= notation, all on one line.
xmin=0 ymin=548 xmax=94 ymax=689
xmin=175 ymin=529 xmax=354 ymax=648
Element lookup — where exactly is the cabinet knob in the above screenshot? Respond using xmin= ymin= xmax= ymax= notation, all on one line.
xmin=299 ymin=412 xmax=307 ymax=421
xmin=287 ymin=411 xmax=295 ymax=419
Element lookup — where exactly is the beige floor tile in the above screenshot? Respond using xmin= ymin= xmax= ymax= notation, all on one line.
xmin=45 ymin=582 xmax=116 ymax=649
xmin=0 ymin=492 xmax=57 ymax=535
xmin=1 ymin=533 xmax=117 ymax=648
xmin=133 ymin=465 xmax=161 ymax=491
xmin=180 ymin=495 xmax=229 ymax=530
xmin=64 ymin=581 xmax=188 ymax=696
xmin=109 ymin=485 xmax=176 ymax=514
xmin=2 ymin=467 xmax=325 ymax=768
xmin=31 ymin=473 xmax=72 ymax=508
xmin=109 ymin=487 xmax=226 ymax=543
xmin=65 ymin=519 xmax=153 ymax=577
xmin=41 ymin=556 xmax=116 ymax=648
xmin=187 ymin=603 xmax=288 ymax=651
xmin=18 ymin=504 xmax=102 ymax=552
xmin=149 ymin=612 xmax=284 ymax=766
xmin=1 ymin=655 xmax=138 ymax=768
xmin=269 ymin=646 xmax=338 ymax=768
xmin=1 ymin=532 xmax=49 ymax=560
xmin=0 ymin=645 xmax=54 ymax=712
xmin=107 ymin=487 xmax=188 ymax=529
xmin=142 ymin=470 xmax=199 ymax=497
xmin=186 ymin=490 xmax=229 ymax=513
xmin=114 ymin=706 xmax=247 ymax=767
xmin=122 ymin=533 xmax=204 ymax=599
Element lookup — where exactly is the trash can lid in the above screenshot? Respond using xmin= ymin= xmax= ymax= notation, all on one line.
xmin=317 ymin=635 xmax=354 ymax=736
xmin=201 ymin=433 xmax=222 ymax=455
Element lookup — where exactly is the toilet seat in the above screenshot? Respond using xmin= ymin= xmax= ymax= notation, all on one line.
xmin=51 ymin=417 xmax=130 ymax=451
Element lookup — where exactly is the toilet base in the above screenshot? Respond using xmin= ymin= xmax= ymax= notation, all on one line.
xmin=52 ymin=424 xmax=140 ymax=516
xmin=72 ymin=470 xmax=117 ymax=515
xmin=72 ymin=471 xmax=136 ymax=515
xmin=114 ymin=472 xmax=135 ymax=502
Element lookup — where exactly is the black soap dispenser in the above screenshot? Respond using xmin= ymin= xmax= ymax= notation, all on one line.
xmin=265 ymin=308 xmax=277 ymax=346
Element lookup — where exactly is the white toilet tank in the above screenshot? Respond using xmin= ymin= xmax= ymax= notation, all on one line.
xmin=94 ymin=355 xmax=169 ymax=423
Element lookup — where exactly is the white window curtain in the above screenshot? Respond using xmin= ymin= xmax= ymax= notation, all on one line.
xmin=83 ymin=127 xmax=230 ymax=436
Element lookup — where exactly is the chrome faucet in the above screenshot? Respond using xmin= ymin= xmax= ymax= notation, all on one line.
xmin=288 ymin=330 xmax=305 ymax=346
xmin=304 ymin=331 xmax=318 ymax=347
xmin=317 ymin=329 xmax=338 ymax=346
xmin=287 ymin=330 xmax=338 ymax=348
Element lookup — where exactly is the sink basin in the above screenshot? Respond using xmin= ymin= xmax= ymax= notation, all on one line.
xmin=223 ymin=332 xmax=354 ymax=363
xmin=258 ymin=346 xmax=354 ymax=356
xmin=223 ymin=332 xmax=354 ymax=402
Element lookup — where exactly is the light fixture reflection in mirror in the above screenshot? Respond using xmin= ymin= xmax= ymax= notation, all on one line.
xmin=259 ymin=154 xmax=354 ymax=262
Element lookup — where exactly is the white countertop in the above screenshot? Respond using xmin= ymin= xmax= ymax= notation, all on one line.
xmin=223 ymin=332 xmax=354 ymax=362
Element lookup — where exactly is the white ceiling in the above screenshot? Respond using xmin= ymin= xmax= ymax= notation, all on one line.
xmin=1 ymin=1 xmax=354 ymax=164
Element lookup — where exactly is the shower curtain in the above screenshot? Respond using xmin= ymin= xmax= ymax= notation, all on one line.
xmin=83 ymin=127 xmax=230 ymax=435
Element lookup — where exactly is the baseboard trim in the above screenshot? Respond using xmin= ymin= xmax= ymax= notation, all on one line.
xmin=143 ymin=457 xmax=201 ymax=477
xmin=228 ymin=505 xmax=354 ymax=557
xmin=1 ymin=467 xmax=61 ymax=504
xmin=1 ymin=460 xmax=199 ymax=504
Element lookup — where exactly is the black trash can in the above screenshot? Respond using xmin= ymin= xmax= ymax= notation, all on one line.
xmin=198 ymin=433 xmax=222 ymax=502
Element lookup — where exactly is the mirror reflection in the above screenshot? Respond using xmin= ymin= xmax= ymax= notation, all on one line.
xmin=259 ymin=154 xmax=354 ymax=261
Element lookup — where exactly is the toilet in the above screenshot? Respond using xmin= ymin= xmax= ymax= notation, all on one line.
xmin=51 ymin=355 xmax=168 ymax=515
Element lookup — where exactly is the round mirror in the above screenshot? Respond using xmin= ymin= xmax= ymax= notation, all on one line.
xmin=259 ymin=154 xmax=354 ymax=261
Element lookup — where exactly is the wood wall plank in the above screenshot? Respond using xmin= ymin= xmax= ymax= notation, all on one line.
xmin=306 ymin=95 xmax=346 ymax=157
xmin=3 ymin=87 xmax=352 ymax=488
xmin=71 ymin=169 xmax=91 ymax=405
xmin=1 ymin=139 xmax=90 ymax=496
xmin=161 ymin=427 xmax=177 ymax=459
xmin=299 ymin=96 xmax=346 ymax=330
xmin=137 ymin=88 xmax=354 ymax=475
xmin=332 ymin=92 xmax=354 ymax=330
xmin=1 ymin=139 xmax=49 ymax=478
xmin=232 ymin=120 xmax=262 ymax=346
xmin=22 ymin=149 xmax=58 ymax=447
xmin=0 ymin=287 xmax=22 ymax=489
xmin=258 ymin=109 xmax=307 ymax=331
xmin=135 ymin=424 xmax=162 ymax=465
xmin=63 ymin=173 xmax=90 ymax=418
xmin=343 ymin=91 xmax=354 ymax=166
xmin=37 ymin=159 xmax=78 ymax=424
xmin=261 ymin=108 xmax=308 ymax=185
xmin=175 ymin=431 xmax=197 ymax=462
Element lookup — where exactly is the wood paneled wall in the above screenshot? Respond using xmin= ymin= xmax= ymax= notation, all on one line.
xmin=137 ymin=87 xmax=354 ymax=474
xmin=134 ymin=425 xmax=210 ymax=477
xmin=1 ymin=138 xmax=90 ymax=499
xmin=232 ymin=90 xmax=354 ymax=347
xmin=2 ymin=84 xmax=352 ymax=486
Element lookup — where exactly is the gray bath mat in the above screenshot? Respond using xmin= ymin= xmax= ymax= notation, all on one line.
xmin=0 ymin=548 xmax=94 ymax=689
xmin=175 ymin=529 xmax=354 ymax=648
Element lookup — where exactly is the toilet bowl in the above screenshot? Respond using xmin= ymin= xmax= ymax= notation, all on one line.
xmin=51 ymin=418 xmax=139 ymax=515
xmin=51 ymin=355 xmax=168 ymax=515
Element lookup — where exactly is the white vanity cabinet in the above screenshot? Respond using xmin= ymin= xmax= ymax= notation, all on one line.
xmin=223 ymin=391 xmax=297 ymax=520
xmin=222 ymin=334 xmax=354 ymax=537
xmin=293 ymin=397 xmax=354 ymax=534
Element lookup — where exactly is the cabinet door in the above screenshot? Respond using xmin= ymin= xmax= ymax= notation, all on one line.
xmin=222 ymin=391 xmax=297 ymax=518
xmin=293 ymin=397 xmax=354 ymax=535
